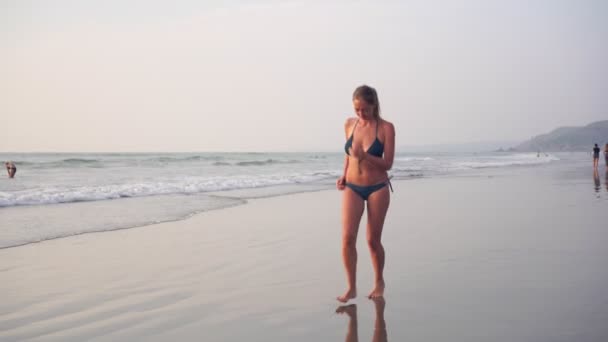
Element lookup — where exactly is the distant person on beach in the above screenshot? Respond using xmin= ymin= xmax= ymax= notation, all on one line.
xmin=5 ymin=161 xmax=16 ymax=178
xmin=604 ymin=144 xmax=608 ymax=167
xmin=593 ymin=144 xmax=600 ymax=168
xmin=336 ymin=85 xmax=395 ymax=302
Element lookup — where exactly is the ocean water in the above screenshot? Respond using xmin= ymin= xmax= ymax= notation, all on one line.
xmin=0 ymin=151 xmax=567 ymax=249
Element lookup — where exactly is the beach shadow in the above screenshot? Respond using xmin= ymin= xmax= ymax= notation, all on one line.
xmin=336 ymin=298 xmax=387 ymax=342
xmin=593 ymin=169 xmax=601 ymax=193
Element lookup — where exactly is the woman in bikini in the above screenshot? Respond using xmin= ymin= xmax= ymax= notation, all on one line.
xmin=336 ymin=85 xmax=395 ymax=303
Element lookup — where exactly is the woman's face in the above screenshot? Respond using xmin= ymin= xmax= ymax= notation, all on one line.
xmin=353 ymin=98 xmax=374 ymax=120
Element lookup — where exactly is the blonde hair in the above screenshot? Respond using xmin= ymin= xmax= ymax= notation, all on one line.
xmin=352 ymin=85 xmax=381 ymax=119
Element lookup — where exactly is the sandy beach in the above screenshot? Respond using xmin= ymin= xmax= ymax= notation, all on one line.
xmin=4 ymin=0 xmax=606 ymax=340
xmin=1 ymin=163 xmax=608 ymax=341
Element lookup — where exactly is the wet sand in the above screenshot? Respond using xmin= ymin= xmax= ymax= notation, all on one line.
xmin=1 ymin=163 xmax=607 ymax=341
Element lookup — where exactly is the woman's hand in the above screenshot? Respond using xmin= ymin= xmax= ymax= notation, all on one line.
xmin=336 ymin=176 xmax=346 ymax=190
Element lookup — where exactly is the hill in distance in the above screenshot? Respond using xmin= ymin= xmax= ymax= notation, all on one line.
xmin=514 ymin=120 xmax=608 ymax=152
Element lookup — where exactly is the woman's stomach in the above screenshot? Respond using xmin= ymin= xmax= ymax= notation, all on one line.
xmin=345 ymin=157 xmax=388 ymax=185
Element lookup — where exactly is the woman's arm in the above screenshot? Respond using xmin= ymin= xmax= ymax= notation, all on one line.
xmin=342 ymin=119 xmax=353 ymax=176
xmin=337 ymin=118 xmax=355 ymax=189
xmin=342 ymin=154 xmax=350 ymax=177
xmin=337 ymin=154 xmax=348 ymax=190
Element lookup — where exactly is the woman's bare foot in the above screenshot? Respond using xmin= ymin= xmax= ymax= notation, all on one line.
xmin=371 ymin=296 xmax=385 ymax=311
xmin=337 ymin=289 xmax=357 ymax=303
xmin=367 ymin=281 xmax=385 ymax=299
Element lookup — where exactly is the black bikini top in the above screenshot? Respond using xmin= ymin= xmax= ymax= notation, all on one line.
xmin=344 ymin=119 xmax=384 ymax=158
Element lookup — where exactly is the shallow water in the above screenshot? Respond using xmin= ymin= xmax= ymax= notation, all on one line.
xmin=0 ymin=151 xmax=573 ymax=249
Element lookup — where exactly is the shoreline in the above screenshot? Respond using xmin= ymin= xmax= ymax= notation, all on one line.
xmin=0 ymin=157 xmax=577 ymax=250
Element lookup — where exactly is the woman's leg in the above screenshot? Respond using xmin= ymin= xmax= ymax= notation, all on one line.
xmin=338 ymin=187 xmax=365 ymax=302
xmin=366 ymin=186 xmax=390 ymax=299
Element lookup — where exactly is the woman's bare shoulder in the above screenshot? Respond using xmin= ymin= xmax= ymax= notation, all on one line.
xmin=344 ymin=117 xmax=358 ymax=126
xmin=379 ymin=118 xmax=395 ymax=135
xmin=344 ymin=117 xmax=358 ymax=132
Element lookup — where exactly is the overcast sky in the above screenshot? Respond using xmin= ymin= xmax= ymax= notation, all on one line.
xmin=1 ymin=0 xmax=606 ymax=152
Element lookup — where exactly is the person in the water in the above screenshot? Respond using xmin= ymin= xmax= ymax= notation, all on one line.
xmin=5 ymin=161 xmax=16 ymax=178
xmin=336 ymin=85 xmax=395 ymax=303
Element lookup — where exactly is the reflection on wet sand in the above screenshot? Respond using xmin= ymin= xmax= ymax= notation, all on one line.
xmin=336 ymin=297 xmax=387 ymax=342
xmin=593 ymin=169 xmax=600 ymax=193
xmin=336 ymin=304 xmax=358 ymax=342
